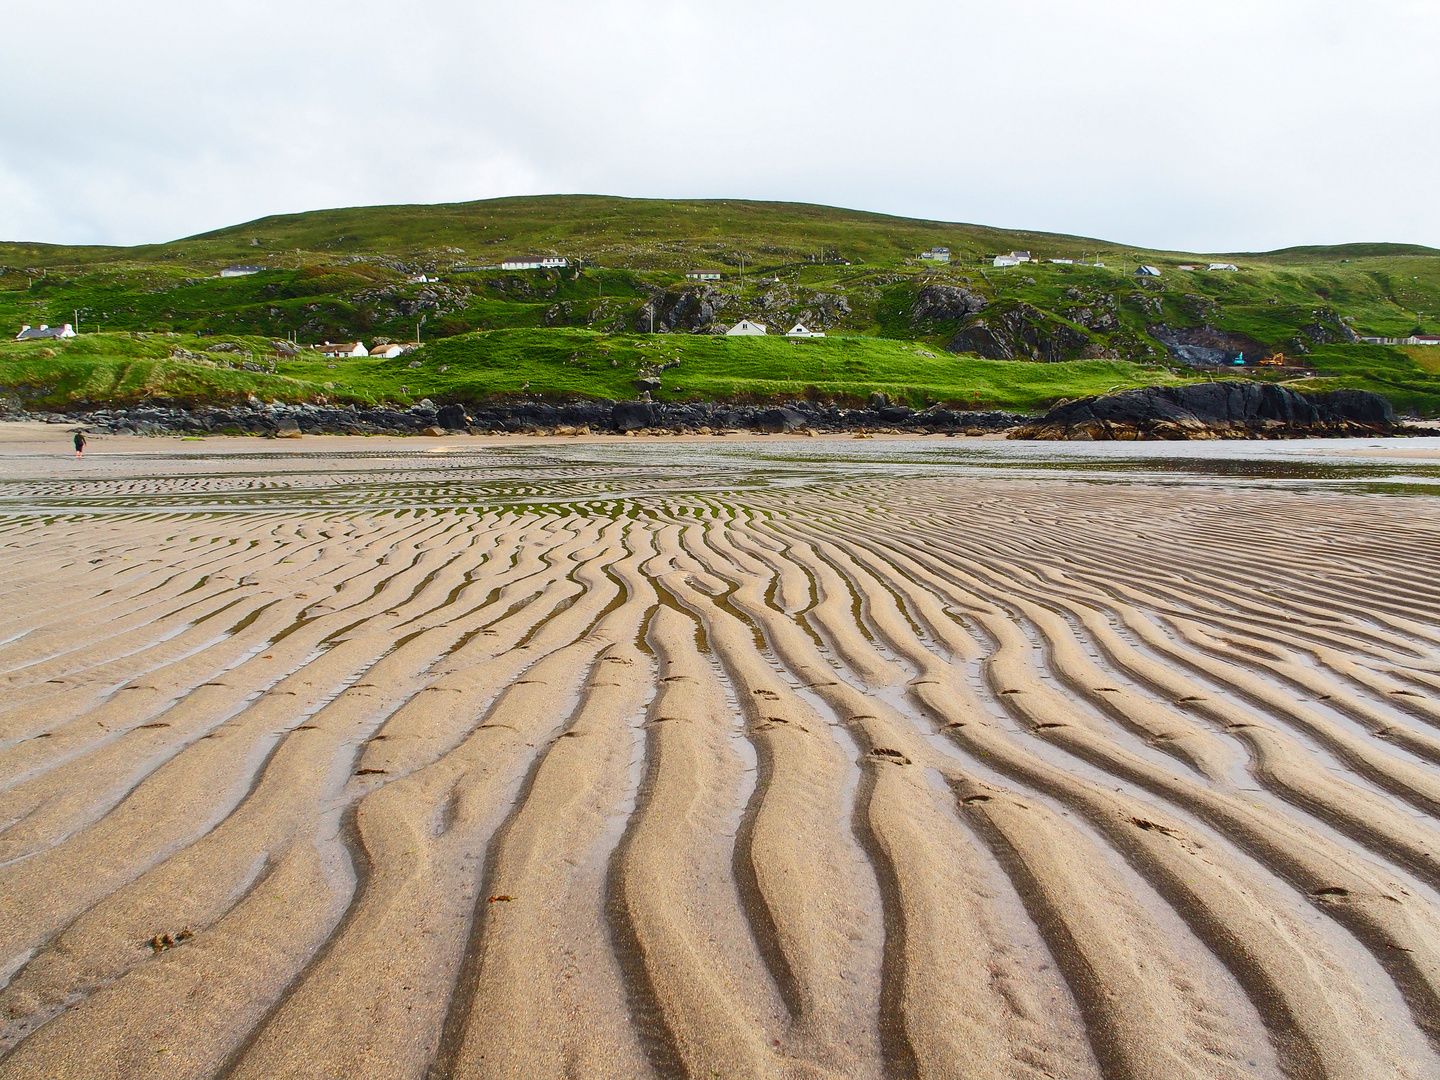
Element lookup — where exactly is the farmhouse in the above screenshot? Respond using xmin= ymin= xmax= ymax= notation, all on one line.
xmin=726 ymin=319 xmax=768 ymax=336
xmin=220 ymin=266 xmax=266 ymax=278
xmin=1009 ymin=251 xmax=1032 ymax=262
xmin=919 ymin=247 xmax=950 ymax=262
xmin=15 ymin=323 xmax=75 ymax=340
xmin=1134 ymin=265 xmax=1162 ymax=277
xmin=786 ymin=322 xmax=825 ymax=338
xmin=368 ymin=342 xmax=419 ymax=358
xmin=1208 ymin=263 xmax=1239 ymax=272
xmin=685 ymin=270 xmax=723 ymax=281
xmin=310 ymin=341 xmax=369 ymax=358
xmin=501 ymin=256 xmax=569 ymax=270
xmin=993 ymin=255 xmax=1022 ymax=268
xmin=1363 ymin=334 xmax=1440 ymax=346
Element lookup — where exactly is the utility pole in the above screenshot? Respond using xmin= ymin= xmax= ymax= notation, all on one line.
xmin=417 ymin=313 xmax=426 ymax=345
xmin=74 ymin=309 xmax=79 ymax=333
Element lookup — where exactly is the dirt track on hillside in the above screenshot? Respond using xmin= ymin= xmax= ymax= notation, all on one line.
xmin=3 ymin=435 xmax=1440 ymax=1078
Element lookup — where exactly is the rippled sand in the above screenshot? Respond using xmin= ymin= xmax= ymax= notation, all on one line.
xmin=4 ymin=425 xmax=1440 ymax=1079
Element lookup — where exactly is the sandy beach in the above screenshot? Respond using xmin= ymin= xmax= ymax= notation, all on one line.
xmin=3 ymin=423 xmax=1440 ymax=1079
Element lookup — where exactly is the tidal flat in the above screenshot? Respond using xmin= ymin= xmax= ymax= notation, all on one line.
xmin=2 ymin=425 xmax=1440 ymax=1079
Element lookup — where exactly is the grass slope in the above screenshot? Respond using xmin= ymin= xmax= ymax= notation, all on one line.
xmin=3 ymin=195 xmax=1440 ymax=413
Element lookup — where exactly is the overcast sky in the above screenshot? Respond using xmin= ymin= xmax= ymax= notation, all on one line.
xmin=2 ymin=0 xmax=1437 ymax=253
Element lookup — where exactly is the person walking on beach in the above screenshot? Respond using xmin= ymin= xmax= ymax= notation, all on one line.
xmin=73 ymin=431 xmax=86 ymax=459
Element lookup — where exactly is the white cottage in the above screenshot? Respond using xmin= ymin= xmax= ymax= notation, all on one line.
xmin=726 ymin=319 xmax=768 ymax=336
xmin=685 ymin=270 xmax=723 ymax=281
xmin=786 ymin=323 xmax=825 ymax=338
xmin=501 ymin=256 xmax=569 ymax=270
xmin=1208 ymin=263 xmax=1239 ymax=272
xmin=368 ymin=342 xmax=419 ymax=358
xmin=311 ymin=341 xmax=369 ymax=358
xmin=993 ymin=255 xmax=1022 ymax=268
xmin=16 ymin=323 xmax=76 ymax=340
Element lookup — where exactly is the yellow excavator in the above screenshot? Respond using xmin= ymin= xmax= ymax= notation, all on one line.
xmin=1258 ymin=352 xmax=1285 ymax=366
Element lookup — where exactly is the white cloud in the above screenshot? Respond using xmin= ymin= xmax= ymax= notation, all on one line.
xmin=0 ymin=0 xmax=1436 ymax=250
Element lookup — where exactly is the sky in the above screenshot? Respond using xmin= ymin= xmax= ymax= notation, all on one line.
xmin=2 ymin=0 xmax=1437 ymax=253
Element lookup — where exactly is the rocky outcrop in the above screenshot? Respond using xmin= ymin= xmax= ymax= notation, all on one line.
xmin=1010 ymin=381 xmax=1398 ymax=440
xmin=909 ymin=284 xmax=987 ymax=328
xmin=636 ymin=286 xmax=730 ymax=332
xmin=1149 ymin=325 xmax=1271 ymax=368
xmin=946 ymin=302 xmax=1091 ymax=362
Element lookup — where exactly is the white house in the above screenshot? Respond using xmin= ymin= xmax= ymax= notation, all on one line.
xmin=1208 ymin=263 xmax=1239 ymax=272
xmin=1009 ymin=251 xmax=1032 ymax=262
xmin=311 ymin=341 xmax=369 ymax=358
xmin=368 ymin=342 xmax=419 ymax=358
xmin=726 ymin=319 xmax=768 ymax=336
xmin=993 ymin=255 xmax=1022 ymax=267
xmin=1135 ymin=265 xmax=1162 ymax=277
xmin=16 ymin=323 xmax=75 ymax=340
xmin=220 ymin=266 xmax=266 ymax=277
xmin=786 ymin=322 xmax=825 ymax=338
xmin=501 ymin=256 xmax=569 ymax=270
xmin=685 ymin=269 xmax=723 ymax=281
xmin=919 ymin=247 xmax=950 ymax=262
xmin=1049 ymin=258 xmax=1074 ymax=264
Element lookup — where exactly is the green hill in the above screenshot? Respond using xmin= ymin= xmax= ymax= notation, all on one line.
xmin=3 ymin=195 xmax=1440 ymax=414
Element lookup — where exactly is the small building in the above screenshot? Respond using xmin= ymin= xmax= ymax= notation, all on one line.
xmin=311 ymin=341 xmax=369 ymax=358
xmin=919 ymin=247 xmax=950 ymax=262
xmin=1049 ymin=258 xmax=1074 ymax=264
xmin=501 ymin=256 xmax=569 ymax=270
xmin=1176 ymin=264 xmax=1199 ymax=271
xmin=1208 ymin=263 xmax=1239 ymax=272
xmin=993 ymin=255 xmax=1022 ymax=267
xmin=726 ymin=319 xmax=768 ymax=336
xmin=16 ymin=323 xmax=75 ymax=341
xmin=786 ymin=322 xmax=825 ymax=338
xmin=1009 ymin=251 xmax=1032 ymax=262
xmin=1134 ymin=265 xmax=1162 ymax=277
xmin=685 ymin=270 xmax=723 ymax=281
xmin=368 ymin=342 xmax=420 ymax=358
xmin=220 ymin=265 xmax=266 ymax=277
xmin=1414 ymin=334 xmax=1440 ymax=345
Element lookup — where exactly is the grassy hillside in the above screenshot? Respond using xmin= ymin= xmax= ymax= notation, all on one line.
xmin=3 ymin=195 xmax=1440 ymax=414
xmin=0 ymin=329 xmax=1190 ymax=413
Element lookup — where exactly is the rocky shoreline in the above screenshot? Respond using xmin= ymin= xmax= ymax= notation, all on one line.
xmin=1 ymin=398 xmax=1028 ymax=438
xmin=1009 ymin=382 xmax=1407 ymax=440
xmin=1 ymin=382 xmax=1419 ymax=440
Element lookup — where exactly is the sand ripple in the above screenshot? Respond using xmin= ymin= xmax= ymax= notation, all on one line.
xmin=2 ymin=453 xmax=1440 ymax=1079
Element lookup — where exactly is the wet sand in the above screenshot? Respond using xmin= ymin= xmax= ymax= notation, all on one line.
xmin=3 ymin=425 xmax=1440 ymax=1079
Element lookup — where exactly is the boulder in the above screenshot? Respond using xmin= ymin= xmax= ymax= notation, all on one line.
xmin=756 ymin=407 xmax=807 ymax=433
xmin=612 ymin=400 xmax=654 ymax=433
xmin=436 ymin=403 xmax=468 ymax=429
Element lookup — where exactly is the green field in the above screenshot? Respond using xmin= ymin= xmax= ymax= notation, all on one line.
xmin=0 ymin=329 xmax=1190 ymax=413
xmin=3 ymin=195 xmax=1440 ymax=414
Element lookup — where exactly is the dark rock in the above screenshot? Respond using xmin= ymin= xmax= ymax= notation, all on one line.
xmin=756 ymin=407 xmax=807 ymax=433
xmin=1010 ymin=381 xmax=1397 ymax=440
xmin=436 ymin=403 xmax=468 ymax=429
xmin=612 ymin=400 xmax=654 ymax=432
xmin=1149 ymin=325 xmax=1271 ymax=368
xmin=910 ymin=284 xmax=987 ymax=328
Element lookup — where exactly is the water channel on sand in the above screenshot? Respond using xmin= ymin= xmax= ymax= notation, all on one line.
xmin=1 ymin=428 xmax=1439 ymax=1079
